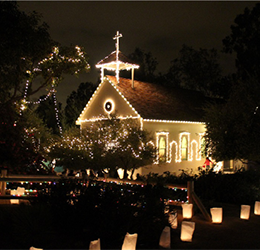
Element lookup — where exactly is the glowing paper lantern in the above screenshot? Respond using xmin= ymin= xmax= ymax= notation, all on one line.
xmin=240 ymin=205 xmax=250 ymax=220
xmin=10 ymin=189 xmax=19 ymax=204
xmin=180 ymin=221 xmax=195 ymax=242
xmin=29 ymin=247 xmax=43 ymax=250
xmin=89 ymin=238 xmax=101 ymax=250
xmin=10 ymin=190 xmax=17 ymax=195
xmin=254 ymin=201 xmax=260 ymax=215
xmin=168 ymin=210 xmax=178 ymax=229
xmin=210 ymin=207 xmax=223 ymax=223
xmin=159 ymin=226 xmax=171 ymax=248
xmin=122 ymin=232 xmax=138 ymax=250
xmin=17 ymin=187 xmax=25 ymax=195
xmin=182 ymin=203 xmax=193 ymax=219
xmin=117 ymin=168 xmax=124 ymax=179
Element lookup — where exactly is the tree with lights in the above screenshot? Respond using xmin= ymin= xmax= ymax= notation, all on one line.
xmin=48 ymin=116 xmax=156 ymax=178
xmin=0 ymin=1 xmax=90 ymax=105
xmin=0 ymin=107 xmax=53 ymax=174
xmin=0 ymin=1 xmax=90 ymax=172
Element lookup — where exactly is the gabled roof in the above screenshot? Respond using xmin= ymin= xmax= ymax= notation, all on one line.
xmin=96 ymin=51 xmax=139 ymax=70
xmin=106 ymin=75 xmax=209 ymax=122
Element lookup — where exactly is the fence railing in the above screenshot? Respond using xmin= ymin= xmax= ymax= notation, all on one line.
xmin=0 ymin=170 xmax=211 ymax=221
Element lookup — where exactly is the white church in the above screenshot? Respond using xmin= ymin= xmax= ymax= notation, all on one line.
xmin=76 ymin=31 xmax=226 ymax=176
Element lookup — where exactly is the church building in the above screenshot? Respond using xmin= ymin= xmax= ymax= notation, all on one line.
xmin=76 ymin=31 xmax=210 ymax=177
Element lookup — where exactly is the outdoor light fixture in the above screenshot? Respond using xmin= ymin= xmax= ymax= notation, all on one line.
xmin=240 ymin=205 xmax=250 ymax=220
xmin=159 ymin=226 xmax=171 ymax=248
xmin=254 ymin=201 xmax=260 ymax=215
xmin=89 ymin=238 xmax=101 ymax=250
xmin=180 ymin=221 xmax=195 ymax=242
xmin=121 ymin=232 xmax=138 ymax=250
xmin=210 ymin=207 xmax=223 ymax=223
xmin=182 ymin=203 xmax=193 ymax=219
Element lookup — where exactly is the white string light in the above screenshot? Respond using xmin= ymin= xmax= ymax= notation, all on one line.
xmin=52 ymin=91 xmax=63 ymax=135
xmin=19 ymin=44 xmax=88 ymax=136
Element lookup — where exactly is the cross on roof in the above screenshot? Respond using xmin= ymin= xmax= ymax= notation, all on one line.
xmin=113 ymin=31 xmax=122 ymax=54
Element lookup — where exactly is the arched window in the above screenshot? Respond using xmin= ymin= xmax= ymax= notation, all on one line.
xmin=159 ymin=135 xmax=167 ymax=162
xmin=181 ymin=136 xmax=188 ymax=160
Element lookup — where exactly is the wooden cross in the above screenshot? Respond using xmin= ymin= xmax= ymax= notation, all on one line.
xmin=113 ymin=31 xmax=122 ymax=83
xmin=113 ymin=31 xmax=122 ymax=53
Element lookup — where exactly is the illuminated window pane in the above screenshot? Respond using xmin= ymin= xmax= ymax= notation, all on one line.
xmin=159 ymin=135 xmax=166 ymax=162
xmin=181 ymin=136 xmax=188 ymax=160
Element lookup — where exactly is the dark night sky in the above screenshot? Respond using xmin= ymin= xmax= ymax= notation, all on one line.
xmin=18 ymin=1 xmax=257 ymax=106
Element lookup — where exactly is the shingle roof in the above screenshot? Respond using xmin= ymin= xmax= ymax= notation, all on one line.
xmin=106 ymin=75 xmax=209 ymax=122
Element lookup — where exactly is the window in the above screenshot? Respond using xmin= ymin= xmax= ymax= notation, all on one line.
xmin=181 ymin=135 xmax=188 ymax=160
xmin=158 ymin=135 xmax=167 ymax=162
xmin=104 ymin=99 xmax=114 ymax=114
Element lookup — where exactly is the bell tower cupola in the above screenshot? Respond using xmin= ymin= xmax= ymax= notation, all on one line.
xmin=96 ymin=31 xmax=139 ymax=88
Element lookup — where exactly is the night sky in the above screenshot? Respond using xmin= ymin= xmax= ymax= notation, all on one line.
xmin=18 ymin=1 xmax=257 ymax=106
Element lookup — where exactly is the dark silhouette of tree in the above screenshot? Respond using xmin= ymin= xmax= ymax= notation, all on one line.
xmin=204 ymin=3 xmax=260 ymax=168
xmin=164 ymin=44 xmax=224 ymax=97
xmin=223 ymin=3 xmax=260 ymax=81
xmin=204 ymin=76 xmax=260 ymax=166
xmin=35 ymin=95 xmax=63 ymax=135
xmin=120 ymin=48 xmax=158 ymax=83
xmin=64 ymin=82 xmax=96 ymax=128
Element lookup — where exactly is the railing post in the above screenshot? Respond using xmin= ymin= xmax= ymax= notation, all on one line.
xmin=188 ymin=179 xmax=211 ymax=222
xmin=187 ymin=180 xmax=194 ymax=204
xmin=0 ymin=169 xmax=7 ymax=195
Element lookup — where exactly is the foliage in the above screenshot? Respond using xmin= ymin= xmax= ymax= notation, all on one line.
xmin=35 ymin=95 xmax=63 ymax=135
xmin=223 ymin=3 xmax=260 ymax=81
xmin=164 ymin=44 xmax=224 ymax=97
xmin=195 ymin=168 xmax=260 ymax=205
xmin=120 ymin=47 xmax=159 ymax=83
xmin=1 ymin=2 xmax=90 ymax=104
xmin=204 ymin=76 xmax=260 ymax=163
xmin=0 ymin=1 xmax=52 ymax=104
xmin=0 ymin=1 xmax=90 ymax=117
xmin=0 ymin=2 xmax=90 ymax=173
xmin=0 ymin=102 xmax=53 ymax=173
xmin=48 ymin=116 xmax=156 ymax=175
xmin=64 ymin=82 xmax=96 ymax=128
xmin=204 ymin=3 xmax=260 ymax=165
xmin=47 ymin=127 xmax=90 ymax=170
